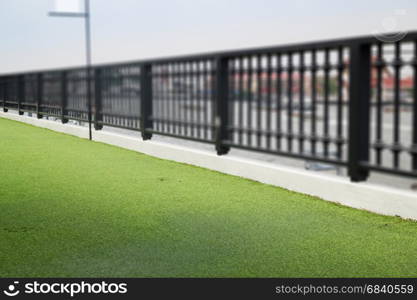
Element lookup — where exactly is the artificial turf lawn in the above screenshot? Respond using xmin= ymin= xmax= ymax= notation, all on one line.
xmin=1 ymin=117 xmax=417 ymax=278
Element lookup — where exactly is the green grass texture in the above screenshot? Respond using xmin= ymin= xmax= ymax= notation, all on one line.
xmin=1 ymin=117 xmax=417 ymax=277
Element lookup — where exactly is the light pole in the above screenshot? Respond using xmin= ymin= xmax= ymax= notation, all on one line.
xmin=49 ymin=0 xmax=93 ymax=140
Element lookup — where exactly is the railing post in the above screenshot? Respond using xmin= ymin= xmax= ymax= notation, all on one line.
xmin=348 ymin=42 xmax=371 ymax=182
xmin=94 ymin=68 xmax=103 ymax=130
xmin=61 ymin=71 xmax=68 ymax=123
xmin=2 ymin=77 xmax=7 ymax=113
xmin=0 ymin=79 xmax=3 ymax=111
xmin=214 ymin=56 xmax=231 ymax=155
xmin=36 ymin=73 xmax=43 ymax=119
xmin=17 ymin=75 xmax=24 ymax=115
xmin=140 ymin=63 xmax=153 ymax=140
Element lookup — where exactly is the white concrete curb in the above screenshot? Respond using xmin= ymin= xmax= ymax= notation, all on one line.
xmin=2 ymin=111 xmax=417 ymax=220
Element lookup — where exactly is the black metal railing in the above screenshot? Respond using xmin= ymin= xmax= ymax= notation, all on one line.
xmin=1 ymin=32 xmax=417 ymax=182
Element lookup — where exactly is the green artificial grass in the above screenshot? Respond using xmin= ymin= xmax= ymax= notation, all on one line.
xmin=1 ymin=117 xmax=417 ymax=278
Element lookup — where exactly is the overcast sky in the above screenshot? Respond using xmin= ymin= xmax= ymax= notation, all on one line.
xmin=1 ymin=0 xmax=417 ymax=74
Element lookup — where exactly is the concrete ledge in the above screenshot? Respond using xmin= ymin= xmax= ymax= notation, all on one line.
xmin=2 ymin=112 xmax=417 ymax=220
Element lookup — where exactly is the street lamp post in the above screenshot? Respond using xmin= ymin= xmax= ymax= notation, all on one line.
xmin=49 ymin=0 xmax=93 ymax=140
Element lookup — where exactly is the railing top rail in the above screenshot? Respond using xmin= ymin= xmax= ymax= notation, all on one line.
xmin=1 ymin=30 xmax=417 ymax=77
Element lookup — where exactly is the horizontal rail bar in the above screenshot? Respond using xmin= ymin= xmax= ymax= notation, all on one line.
xmin=225 ymin=142 xmax=347 ymax=166
xmin=148 ymin=129 xmax=215 ymax=144
xmin=360 ymin=163 xmax=417 ymax=179
xmin=3 ymin=31 xmax=417 ymax=76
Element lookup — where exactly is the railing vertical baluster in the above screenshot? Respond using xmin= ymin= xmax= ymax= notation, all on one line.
xmin=375 ymin=43 xmax=384 ymax=165
xmin=230 ymin=60 xmax=236 ymax=144
xmin=102 ymin=69 xmax=107 ymax=126
xmin=214 ymin=56 xmax=230 ymax=155
xmin=247 ymin=56 xmax=253 ymax=147
xmin=4 ymin=78 xmax=7 ymax=112
xmin=203 ymin=62 xmax=208 ymax=139
xmin=287 ymin=52 xmax=293 ymax=152
xmin=392 ymin=42 xmax=401 ymax=169
xmin=109 ymin=68 xmax=114 ymax=126
xmin=185 ymin=63 xmax=190 ymax=137
xmin=165 ymin=65 xmax=169 ymax=133
xmin=323 ymin=49 xmax=330 ymax=157
xmin=184 ymin=63 xmax=189 ymax=136
xmin=193 ymin=62 xmax=198 ymax=138
xmin=311 ymin=50 xmax=317 ymax=155
xmin=336 ymin=46 xmax=345 ymax=161
xmin=238 ymin=58 xmax=244 ymax=145
xmin=3 ymin=77 xmax=8 ymax=113
xmin=208 ymin=61 xmax=214 ymax=140
xmin=0 ymin=79 xmax=3 ymax=111
xmin=196 ymin=62 xmax=202 ymax=138
xmin=2 ymin=79 xmax=6 ymax=112
xmin=36 ymin=73 xmax=43 ymax=118
xmin=18 ymin=75 xmax=24 ymax=115
xmin=412 ymin=41 xmax=417 ymax=171
xmin=160 ymin=67 xmax=163 ymax=132
xmin=140 ymin=63 xmax=153 ymax=140
xmin=173 ymin=63 xmax=179 ymax=135
xmin=160 ymin=66 xmax=164 ymax=132
xmin=276 ymin=54 xmax=282 ymax=150
xmin=111 ymin=68 xmax=115 ymax=126
xmin=168 ymin=64 xmax=173 ymax=134
xmin=130 ymin=67 xmax=134 ymax=129
xmin=94 ymin=68 xmax=103 ymax=130
xmin=256 ymin=55 xmax=262 ymax=147
xmin=179 ymin=63 xmax=184 ymax=136
xmin=299 ymin=51 xmax=305 ymax=154
xmin=86 ymin=66 xmax=93 ymax=139
xmin=348 ymin=42 xmax=371 ymax=182
xmin=190 ymin=62 xmax=195 ymax=137
xmin=61 ymin=71 xmax=68 ymax=123
xmin=266 ymin=54 xmax=272 ymax=150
